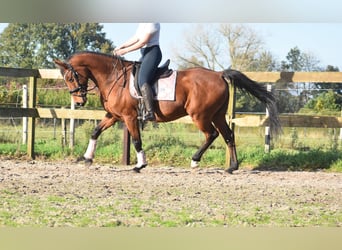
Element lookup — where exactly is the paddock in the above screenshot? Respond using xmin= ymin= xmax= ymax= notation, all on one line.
xmin=0 ymin=158 xmax=341 ymax=227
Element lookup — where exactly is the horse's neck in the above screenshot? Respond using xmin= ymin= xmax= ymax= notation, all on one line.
xmin=90 ymin=58 xmax=132 ymax=100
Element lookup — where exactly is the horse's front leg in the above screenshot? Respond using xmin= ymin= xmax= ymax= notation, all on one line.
xmin=123 ymin=116 xmax=146 ymax=172
xmin=79 ymin=112 xmax=117 ymax=166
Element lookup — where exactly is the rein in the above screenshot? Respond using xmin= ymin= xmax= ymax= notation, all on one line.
xmin=103 ymin=57 xmax=132 ymax=102
xmin=114 ymin=56 xmax=128 ymax=88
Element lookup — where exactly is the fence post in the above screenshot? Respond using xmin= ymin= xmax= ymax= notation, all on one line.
xmin=226 ymin=80 xmax=236 ymax=166
xmin=69 ymin=97 xmax=75 ymax=149
xmin=27 ymin=77 xmax=37 ymax=159
xmin=22 ymin=84 xmax=28 ymax=144
xmin=122 ymin=125 xmax=131 ymax=165
xmin=340 ymin=108 xmax=342 ymax=141
xmin=61 ymin=107 xmax=67 ymax=147
xmin=264 ymin=84 xmax=272 ymax=153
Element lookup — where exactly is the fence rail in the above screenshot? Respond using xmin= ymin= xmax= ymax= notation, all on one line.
xmin=0 ymin=107 xmax=106 ymax=120
xmin=244 ymin=71 xmax=342 ymax=83
xmin=1 ymin=67 xmax=342 ymax=163
xmin=2 ymin=107 xmax=342 ymax=128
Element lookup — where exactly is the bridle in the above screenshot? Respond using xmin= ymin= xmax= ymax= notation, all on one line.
xmin=64 ymin=56 xmax=132 ymax=103
xmin=64 ymin=64 xmax=95 ymax=101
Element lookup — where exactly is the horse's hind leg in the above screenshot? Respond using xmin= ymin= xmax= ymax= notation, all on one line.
xmin=191 ymin=118 xmax=219 ymax=168
xmin=212 ymin=115 xmax=238 ymax=174
xmin=79 ymin=112 xmax=117 ymax=166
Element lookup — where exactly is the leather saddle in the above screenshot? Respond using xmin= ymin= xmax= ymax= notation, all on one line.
xmin=132 ymin=59 xmax=173 ymax=95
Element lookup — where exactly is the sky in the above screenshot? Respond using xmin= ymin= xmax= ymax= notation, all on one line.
xmin=102 ymin=23 xmax=342 ymax=70
xmin=0 ymin=23 xmax=342 ymax=70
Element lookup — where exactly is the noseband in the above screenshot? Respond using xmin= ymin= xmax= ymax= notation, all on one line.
xmin=64 ymin=64 xmax=98 ymax=105
xmin=64 ymin=64 xmax=87 ymax=96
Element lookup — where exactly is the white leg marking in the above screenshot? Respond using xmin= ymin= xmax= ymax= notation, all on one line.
xmin=84 ymin=139 xmax=97 ymax=159
xmin=136 ymin=150 xmax=147 ymax=168
xmin=191 ymin=160 xmax=200 ymax=168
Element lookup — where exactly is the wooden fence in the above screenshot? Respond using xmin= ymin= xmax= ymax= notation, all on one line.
xmin=1 ymin=67 xmax=342 ymax=164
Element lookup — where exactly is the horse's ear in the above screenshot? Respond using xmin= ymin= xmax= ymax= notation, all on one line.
xmin=54 ymin=59 xmax=68 ymax=70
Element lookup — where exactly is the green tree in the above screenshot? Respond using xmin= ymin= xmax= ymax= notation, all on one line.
xmin=276 ymin=46 xmax=322 ymax=113
xmin=300 ymin=65 xmax=342 ymax=115
xmin=314 ymin=65 xmax=342 ymax=95
xmin=302 ymin=90 xmax=342 ymax=114
xmin=0 ymin=23 xmax=114 ymax=69
xmin=279 ymin=47 xmax=342 ymax=115
xmin=280 ymin=46 xmax=321 ymax=72
xmin=281 ymin=47 xmax=304 ymax=71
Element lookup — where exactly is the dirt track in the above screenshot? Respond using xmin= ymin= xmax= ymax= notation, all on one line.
xmin=0 ymin=158 xmax=341 ymax=226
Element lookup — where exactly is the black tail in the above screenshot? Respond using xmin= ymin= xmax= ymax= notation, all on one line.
xmin=222 ymin=69 xmax=282 ymax=136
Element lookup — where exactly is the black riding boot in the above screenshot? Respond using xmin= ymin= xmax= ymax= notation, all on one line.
xmin=140 ymin=83 xmax=156 ymax=121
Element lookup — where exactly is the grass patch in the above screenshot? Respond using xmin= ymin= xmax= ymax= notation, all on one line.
xmin=2 ymin=195 xmax=339 ymax=227
xmin=250 ymin=147 xmax=342 ymax=172
xmin=0 ymin=184 xmax=341 ymax=227
xmin=1 ymin=123 xmax=342 ymax=172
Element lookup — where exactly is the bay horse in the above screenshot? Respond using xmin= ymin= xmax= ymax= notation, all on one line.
xmin=54 ymin=51 xmax=281 ymax=174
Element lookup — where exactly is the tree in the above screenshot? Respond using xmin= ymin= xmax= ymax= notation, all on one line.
xmin=281 ymin=47 xmax=304 ymax=71
xmin=173 ymin=24 xmax=278 ymax=72
xmin=173 ymin=24 xmax=222 ymax=70
xmin=302 ymin=90 xmax=342 ymax=115
xmin=314 ymin=65 xmax=342 ymax=95
xmin=0 ymin=23 xmax=114 ymax=69
xmin=250 ymin=50 xmax=278 ymax=71
xmin=300 ymin=65 xmax=342 ymax=115
xmin=219 ymin=24 xmax=275 ymax=71
xmin=277 ymin=47 xmax=323 ymax=113
xmin=280 ymin=46 xmax=321 ymax=72
xmin=173 ymin=24 xmax=278 ymax=113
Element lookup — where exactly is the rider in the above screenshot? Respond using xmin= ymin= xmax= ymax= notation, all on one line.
xmin=114 ymin=23 xmax=162 ymax=121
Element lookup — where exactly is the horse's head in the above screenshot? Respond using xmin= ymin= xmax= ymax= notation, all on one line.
xmin=54 ymin=59 xmax=89 ymax=106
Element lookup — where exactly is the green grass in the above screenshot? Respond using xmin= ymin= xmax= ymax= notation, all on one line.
xmin=238 ymin=146 xmax=342 ymax=172
xmin=1 ymin=122 xmax=342 ymax=172
xmin=1 ymin=189 xmax=340 ymax=227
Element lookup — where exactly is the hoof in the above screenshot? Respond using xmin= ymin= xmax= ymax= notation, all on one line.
xmin=227 ymin=165 xmax=239 ymax=174
xmin=75 ymin=156 xmax=93 ymax=167
xmin=226 ymin=168 xmax=235 ymax=174
xmin=75 ymin=156 xmax=86 ymax=163
xmin=226 ymin=162 xmax=239 ymax=174
xmin=84 ymin=158 xmax=93 ymax=167
xmin=132 ymin=164 xmax=147 ymax=173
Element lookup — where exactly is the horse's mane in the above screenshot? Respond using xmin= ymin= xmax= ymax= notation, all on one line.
xmin=67 ymin=51 xmax=132 ymax=64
